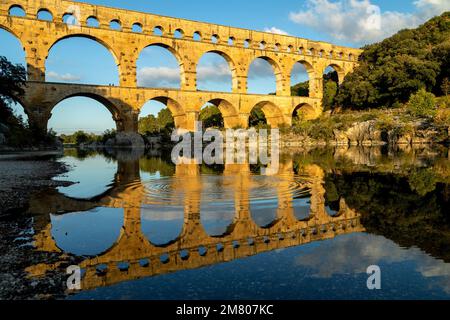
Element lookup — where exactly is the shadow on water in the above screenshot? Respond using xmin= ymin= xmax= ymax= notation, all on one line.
xmin=23 ymin=145 xmax=450 ymax=300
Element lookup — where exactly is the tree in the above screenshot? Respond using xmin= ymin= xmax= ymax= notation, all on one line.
xmin=200 ymin=105 xmax=223 ymax=129
xmin=323 ymin=81 xmax=338 ymax=111
xmin=249 ymin=106 xmax=267 ymax=127
xmin=291 ymin=81 xmax=309 ymax=97
xmin=138 ymin=114 xmax=159 ymax=135
xmin=0 ymin=56 xmax=26 ymax=125
xmin=157 ymin=108 xmax=175 ymax=130
xmin=335 ymin=12 xmax=449 ymax=109
xmin=407 ymin=88 xmax=437 ymax=117
xmin=409 ymin=168 xmax=438 ymax=196
xmin=442 ymin=78 xmax=450 ymax=97
xmin=73 ymin=131 xmax=90 ymax=145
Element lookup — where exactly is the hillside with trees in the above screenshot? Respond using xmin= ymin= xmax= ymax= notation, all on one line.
xmin=336 ymin=12 xmax=449 ymax=110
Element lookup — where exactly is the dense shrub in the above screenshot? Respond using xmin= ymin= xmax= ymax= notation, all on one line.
xmin=407 ymin=89 xmax=437 ymax=117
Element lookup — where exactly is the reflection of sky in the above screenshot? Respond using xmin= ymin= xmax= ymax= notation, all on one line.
xmin=141 ymin=206 xmax=184 ymax=246
xmin=51 ymin=207 xmax=123 ymax=256
xmin=293 ymin=197 xmax=311 ymax=220
xmin=70 ymin=233 xmax=450 ymax=300
xmin=55 ymin=155 xmax=117 ymax=199
xmin=250 ymin=199 xmax=278 ymax=227
xmin=200 ymin=176 xmax=236 ymax=236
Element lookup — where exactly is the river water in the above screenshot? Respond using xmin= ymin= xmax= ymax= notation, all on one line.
xmin=25 ymin=146 xmax=450 ymax=300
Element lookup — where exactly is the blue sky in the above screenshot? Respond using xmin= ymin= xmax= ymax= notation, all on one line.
xmin=1 ymin=0 xmax=449 ymax=134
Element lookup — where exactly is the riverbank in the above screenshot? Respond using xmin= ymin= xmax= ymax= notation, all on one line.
xmin=0 ymin=151 xmax=79 ymax=299
xmin=282 ymin=108 xmax=450 ymax=147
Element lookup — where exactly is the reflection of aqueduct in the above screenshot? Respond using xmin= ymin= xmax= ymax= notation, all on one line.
xmin=27 ymin=154 xmax=364 ymax=291
xmin=1 ymin=0 xmax=362 ymax=132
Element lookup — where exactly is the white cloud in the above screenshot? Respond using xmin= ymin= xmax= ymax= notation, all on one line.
xmin=137 ymin=57 xmax=296 ymax=88
xmin=137 ymin=63 xmax=233 ymax=88
xmin=137 ymin=67 xmax=180 ymax=88
xmin=47 ymin=71 xmax=81 ymax=82
xmin=289 ymin=0 xmax=450 ymax=45
xmin=197 ymin=63 xmax=232 ymax=83
xmin=264 ymin=27 xmax=290 ymax=35
xmin=294 ymin=233 xmax=450 ymax=293
xmin=248 ymin=58 xmax=277 ymax=79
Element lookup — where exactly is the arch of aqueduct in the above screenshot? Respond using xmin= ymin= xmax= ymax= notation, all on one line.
xmin=0 ymin=0 xmax=362 ymax=132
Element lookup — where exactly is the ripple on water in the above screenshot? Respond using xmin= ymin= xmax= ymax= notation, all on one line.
xmin=136 ymin=173 xmax=312 ymax=207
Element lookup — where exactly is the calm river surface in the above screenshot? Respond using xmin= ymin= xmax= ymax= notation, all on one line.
xmin=26 ymin=146 xmax=450 ymax=300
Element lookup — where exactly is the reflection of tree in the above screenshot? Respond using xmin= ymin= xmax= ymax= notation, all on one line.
xmin=64 ymin=148 xmax=115 ymax=162
xmin=328 ymin=172 xmax=450 ymax=262
xmin=139 ymin=156 xmax=175 ymax=177
xmin=408 ymin=168 xmax=438 ymax=196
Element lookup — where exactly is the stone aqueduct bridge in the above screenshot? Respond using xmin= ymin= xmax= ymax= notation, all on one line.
xmin=27 ymin=154 xmax=364 ymax=291
xmin=1 ymin=0 xmax=362 ymax=132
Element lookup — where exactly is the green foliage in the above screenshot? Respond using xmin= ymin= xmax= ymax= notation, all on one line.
xmin=0 ymin=55 xmax=26 ymax=133
xmin=375 ymin=113 xmax=395 ymax=131
xmin=0 ymin=56 xmax=26 ymax=121
xmin=138 ymin=114 xmax=159 ymax=135
xmin=291 ymin=71 xmax=339 ymax=111
xmin=435 ymin=97 xmax=450 ymax=125
xmin=138 ymin=108 xmax=175 ymax=135
xmin=199 ymin=104 xmax=223 ymax=128
xmin=292 ymin=116 xmax=337 ymax=141
xmin=0 ymin=56 xmax=58 ymax=148
xmin=336 ymin=12 xmax=450 ymax=109
xmin=158 ymin=108 xmax=175 ymax=130
xmin=249 ymin=106 xmax=267 ymax=127
xmin=323 ymin=80 xmax=338 ymax=111
xmin=59 ymin=129 xmax=117 ymax=145
xmin=139 ymin=156 xmax=175 ymax=177
xmin=291 ymin=81 xmax=309 ymax=97
xmin=407 ymin=88 xmax=437 ymax=117
xmin=442 ymin=78 xmax=450 ymax=96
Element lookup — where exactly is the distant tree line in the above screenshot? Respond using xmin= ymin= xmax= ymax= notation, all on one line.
xmin=59 ymin=129 xmax=116 ymax=145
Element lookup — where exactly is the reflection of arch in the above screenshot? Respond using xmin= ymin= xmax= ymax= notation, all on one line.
xmin=137 ymin=43 xmax=184 ymax=88
xmin=247 ymin=56 xmax=283 ymax=94
xmin=196 ymin=50 xmax=236 ymax=92
xmin=141 ymin=207 xmax=184 ymax=247
xmin=50 ymin=208 xmax=124 ymax=257
xmin=251 ymin=101 xmax=284 ymax=128
xmin=293 ymin=103 xmax=317 ymax=121
xmin=47 ymin=34 xmax=120 ymax=66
